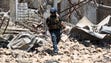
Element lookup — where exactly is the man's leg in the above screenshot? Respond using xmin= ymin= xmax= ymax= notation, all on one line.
xmin=50 ymin=31 xmax=58 ymax=53
xmin=56 ymin=29 xmax=61 ymax=44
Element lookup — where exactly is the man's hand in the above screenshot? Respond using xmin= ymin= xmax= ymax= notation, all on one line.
xmin=61 ymin=21 xmax=66 ymax=29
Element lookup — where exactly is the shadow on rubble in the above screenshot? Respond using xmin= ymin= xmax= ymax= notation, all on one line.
xmin=69 ymin=35 xmax=111 ymax=49
xmin=34 ymin=48 xmax=62 ymax=56
xmin=42 ymin=49 xmax=63 ymax=56
xmin=43 ymin=49 xmax=54 ymax=56
xmin=0 ymin=37 xmax=12 ymax=48
xmin=69 ymin=27 xmax=111 ymax=49
xmin=78 ymin=39 xmax=110 ymax=49
xmin=31 ymin=48 xmax=55 ymax=56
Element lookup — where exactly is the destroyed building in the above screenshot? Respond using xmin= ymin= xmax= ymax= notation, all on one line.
xmin=0 ymin=0 xmax=111 ymax=63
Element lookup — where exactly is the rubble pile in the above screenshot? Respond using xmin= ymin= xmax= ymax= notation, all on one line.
xmin=0 ymin=14 xmax=111 ymax=63
xmin=0 ymin=2 xmax=111 ymax=62
xmin=0 ymin=38 xmax=111 ymax=63
xmin=70 ymin=16 xmax=111 ymax=42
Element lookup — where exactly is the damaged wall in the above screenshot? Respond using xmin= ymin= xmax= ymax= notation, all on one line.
xmin=60 ymin=0 xmax=97 ymax=24
xmin=10 ymin=0 xmax=48 ymax=21
xmin=0 ymin=0 xmax=9 ymax=11
xmin=96 ymin=0 xmax=111 ymax=23
xmin=82 ymin=3 xmax=97 ymax=24
xmin=9 ymin=0 xmax=97 ymax=24
xmin=10 ymin=0 xmax=17 ymax=21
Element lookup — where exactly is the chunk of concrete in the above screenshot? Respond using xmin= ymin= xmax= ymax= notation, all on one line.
xmin=7 ymin=32 xmax=46 ymax=51
xmin=70 ymin=16 xmax=108 ymax=41
xmin=100 ymin=26 xmax=111 ymax=34
xmin=61 ymin=34 xmax=69 ymax=42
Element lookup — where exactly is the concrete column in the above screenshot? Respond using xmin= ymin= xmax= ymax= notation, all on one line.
xmin=16 ymin=0 xmax=18 ymax=21
xmin=10 ymin=0 xmax=17 ymax=21
xmin=53 ymin=0 xmax=58 ymax=9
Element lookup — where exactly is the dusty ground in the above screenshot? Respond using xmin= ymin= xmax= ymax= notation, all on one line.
xmin=0 ymin=38 xmax=111 ymax=63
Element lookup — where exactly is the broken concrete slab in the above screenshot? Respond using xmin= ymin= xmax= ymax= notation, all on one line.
xmin=76 ymin=16 xmax=94 ymax=31
xmin=70 ymin=27 xmax=106 ymax=41
xmin=97 ymin=15 xmax=111 ymax=31
xmin=100 ymin=26 xmax=111 ymax=34
xmin=98 ymin=15 xmax=111 ymax=26
xmin=70 ymin=16 xmax=111 ymax=41
xmin=79 ymin=27 xmax=106 ymax=39
xmin=7 ymin=32 xmax=46 ymax=51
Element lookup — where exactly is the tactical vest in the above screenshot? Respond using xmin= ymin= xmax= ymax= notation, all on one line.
xmin=46 ymin=16 xmax=61 ymax=30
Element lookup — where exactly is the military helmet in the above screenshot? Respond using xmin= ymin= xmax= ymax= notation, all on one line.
xmin=50 ymin=7 xmax=57 ymax=14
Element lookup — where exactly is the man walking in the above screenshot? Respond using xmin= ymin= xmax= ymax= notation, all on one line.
xmin=46 ymin=7 xmax=65 ymax=54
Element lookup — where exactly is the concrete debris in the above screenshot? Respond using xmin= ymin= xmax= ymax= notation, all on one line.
xmin=61 ymin=34 xmax=69 ymax=42
xmin=0 ymin=10 xmax=10 ymax=20
xmin=70 ymin=15 xmax=111 ymax=41
xmin=0 ymin=39 xmax=111 ymax=63
xmin=97 ymin=15 xmax=111 ymax=31
xmin=100 ymin=26 xmax=111 ymax=34
xmin=76 ymin=16 xmax=94 ymax=29
xmin=61 ymin=23 xmax=73 ymax=42
xmin=7 ymin=32 xmax=46 ymax=51
xmin=0 ymin=1 xmax=111 ymax=63
xmin=0 ymin=10 xmax=111 ymax=63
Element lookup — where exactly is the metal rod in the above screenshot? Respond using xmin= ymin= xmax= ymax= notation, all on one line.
xmin=2 ymin=18 xmax=10 ymax=34
xmin=60 ymin=0 xmax=87 ymax=13
xmin=62 ymin=0 xmax=91 ymax=17
xmin=0 ymin=19 xmax=4 ymax=28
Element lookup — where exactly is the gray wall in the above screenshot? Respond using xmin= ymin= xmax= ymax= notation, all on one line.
xmin=10 ymin=0 xmax=17 ymax=21
xmin=60 ymin=0 xmax=97 ymax=24
xmin=0 ymin=0 xmax=10 ymax=11
xmin=82 ymin=3 xmax=97 ymax=24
